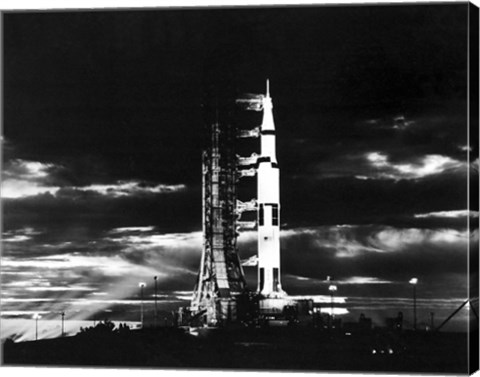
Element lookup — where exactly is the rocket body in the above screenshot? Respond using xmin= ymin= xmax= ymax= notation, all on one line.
xmin=257 ymin=82 xmax=284 ymax=297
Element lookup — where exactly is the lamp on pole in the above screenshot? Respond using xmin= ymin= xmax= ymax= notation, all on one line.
xmin=61 ymin=312 xmax=65 ymax=337
xmin=154 ymin=276 xmax=158 ymax=328
xmin=409 ymin=277 xmax=418 ymax=331
xmin=139 ymin=282 xmax=146 ymax=328
xmin=328 ymin=284 xmax=337 ymax=327
xmin=33 ymin=313 xmax=41 ymax=340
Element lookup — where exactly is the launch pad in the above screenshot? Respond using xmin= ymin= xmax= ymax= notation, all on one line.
xmin=179 ymin=81 xmax=298 ymax=327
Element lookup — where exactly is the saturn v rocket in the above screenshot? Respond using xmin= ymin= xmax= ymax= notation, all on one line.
xmin=257 ymin=80 xmax=285 ymax=298
xmin=189 ymin=80 xmax=289 ymax=326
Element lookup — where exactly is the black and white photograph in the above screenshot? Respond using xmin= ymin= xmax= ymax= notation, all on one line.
xmin=1 ymin=1 xmax=479 ymax=374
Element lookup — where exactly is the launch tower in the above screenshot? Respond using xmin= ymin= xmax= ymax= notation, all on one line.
xmin=190 ymin=122 xmax=248 ymax=326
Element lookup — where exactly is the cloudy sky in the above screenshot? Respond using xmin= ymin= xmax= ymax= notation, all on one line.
xmin=2 ymin=3 xmax=478 ymax=340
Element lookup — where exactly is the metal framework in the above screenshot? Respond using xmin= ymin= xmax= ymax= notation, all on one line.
xmin=190 ymin=122 xmax=247 ymax=326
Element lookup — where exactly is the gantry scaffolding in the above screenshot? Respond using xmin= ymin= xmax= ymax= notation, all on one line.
xmin=190 ymin=122 xmax=248 ymax=326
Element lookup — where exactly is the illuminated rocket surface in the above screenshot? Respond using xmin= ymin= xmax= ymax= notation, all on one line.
xmin=257 ymin=81 xmax=285 ymax=298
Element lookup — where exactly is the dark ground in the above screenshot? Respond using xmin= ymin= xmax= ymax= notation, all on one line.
xmin=1 ymin=326 xmax=472 ymax=373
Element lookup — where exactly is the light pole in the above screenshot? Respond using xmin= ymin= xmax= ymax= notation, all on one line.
xmin=409 ymin=277 xmax=418 ymax=331
xmin=33 ymin=313 xmax=41 ymax=340
xmin=61 ymin=312 xmax=65 ymax=337
xmin=154 ymin=276 xmax=158 ymax=328
xmin=328 ymin=284 xmax=337 ymax=328
xmin=139 ymin=282 xmax=146 ymax=328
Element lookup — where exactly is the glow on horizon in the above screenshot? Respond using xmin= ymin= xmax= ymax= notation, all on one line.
xmin=2 ymin=254 xmax=164 ymax=277
xmin=1 ymin=318 xmax=142 ymax=342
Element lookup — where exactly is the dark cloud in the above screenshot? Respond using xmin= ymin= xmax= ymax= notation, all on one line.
xmin=4 ymin=5 xmax=469 ymax=177
xmin=281 ymin=170 xmax=469 ymax=229
xmin=2 ymin=186 xmax=201 ymax=233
